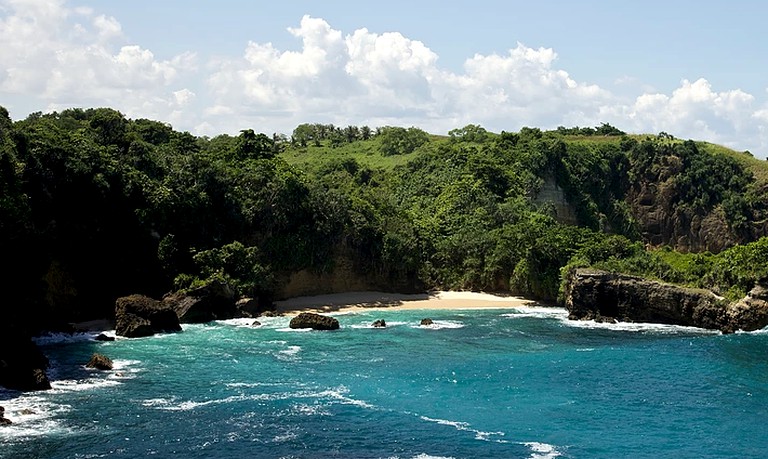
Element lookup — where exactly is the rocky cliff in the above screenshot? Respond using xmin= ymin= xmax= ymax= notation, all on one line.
xmin=563 ymin=268 xmax=768 ymax=333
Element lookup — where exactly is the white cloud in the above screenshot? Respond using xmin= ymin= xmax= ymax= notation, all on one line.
xmin=0 ymin=0 xmax=197 ymax=127
xmin=1 ymin=4 xmax=767 ymax=157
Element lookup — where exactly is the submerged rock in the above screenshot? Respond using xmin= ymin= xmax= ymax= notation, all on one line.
xmin=420 ymin=318 xmax=434 ymax=326
xmin=289 ymin=313 xmax=339 ymax=330
xmin=251 ymin=320 xmax=262 ymax=327
xmin=94 ymin=333 xmax=115 ymax=342
xmin=371 ymin=319 xmax=387 ymax=328
xmin=85 ymin=353 xmax=113 ymax=371
xmin=115 ymin=294 xmax=182 ymax=338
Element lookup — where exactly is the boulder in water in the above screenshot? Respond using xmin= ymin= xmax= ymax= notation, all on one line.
xmin=94 ymin=333 xmax=115 ymax=342
xmin=420 ymin=318 xmax=434 ymax=326
xmin=371 ymin=319 xmax=387 ymax=328
xmin=115 ymin=294 xmax=182 ymax=338
xmin=289 ymin=313 xmax=339 ymax=330
xmin=85 ymin=353 xmax=113 ymax=371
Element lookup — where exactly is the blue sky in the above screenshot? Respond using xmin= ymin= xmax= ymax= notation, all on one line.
xmin=2 ymin=0 xmax=767 ymax=156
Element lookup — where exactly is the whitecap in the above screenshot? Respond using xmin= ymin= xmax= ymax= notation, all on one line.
xmin=50 ymin=377 xmax=122 ymax=392
xmin=410 ymin=454 xmax=456 ymax=459
xmin=276 ymin=327 xmax=313 ymax=333
xmin=291 ymin=403 xmax=331 ymax=417
xmin=276 ymin=345 xmax=302 ymax=361
xmin=501 ymin=307 xmax=569 ymax=320
xmin=737 ymin=326 xmax=768 ymax=335
xmin=350 ymin=321 xmax=408 ymax=329
xmin=414 ymin=320 xmax=464 ymax=330
xmin=561 ymin=318 xmax=720 ymax=335
xmin=0 ymin=394 xmax=74 ymax=439
xmin=418 ymin=415 xmax=506 ymax=443
xmin=522 ymin=441 xmax=563 ymax=459
xmin=215 ymin=318 xmax=260 ymax=327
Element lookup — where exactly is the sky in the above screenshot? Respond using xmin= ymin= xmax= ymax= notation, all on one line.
xmin=1 ymin=0 xmax=768 ymax=157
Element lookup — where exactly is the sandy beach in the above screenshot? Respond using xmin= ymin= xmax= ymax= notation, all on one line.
xmin=274 ymin=291 xmax=535 ymax=315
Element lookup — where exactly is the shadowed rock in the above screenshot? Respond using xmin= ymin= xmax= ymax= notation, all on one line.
xmin=163 ymin=280 xmax=237 ymax=323
xmin=94 ymin=333 xmax=115 ymax=342
xmin=420 ymin=318 xmax=434 ymax=326
xmin=85 ymin=353 xmax=113 ymax=370
xmin=563 ymin=268 xmax=768 ymax=333
xmin=289 ymin=313 xmax=339 ymax=330
xmin=0 ymin=329 xmax=51 ymax=391
xmin=372 ymin=319 xmax=386 ymax=328
xmin=115 ymin=294 xmax=182 ymax=338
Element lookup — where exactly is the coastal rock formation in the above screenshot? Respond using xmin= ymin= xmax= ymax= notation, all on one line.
xmin=115 ymin=294 xmax=182 ymax=338
xmin=420 ymin=318 xmax=434 ymax=326
xmin=94 ymin=333 xmax=115 ymax=342
xmin=235 ymin=297 xmax=260 ymax=318
xmin=0 ymin=329 xmax=51 ymax=391
xmin=372 ymin=319 xmax=386 ymax=328
xmin=0 ymin=407 xmax=11 ymax=426
xmin=724 ymin=284 xmax=768 ymax=333
xmin=289 ymin=313 xmax=340 ymax=330
xmin=563 ymin=268 xmax=768 ymax=332
xmin=163 ymin=280 xmax=238 ymax=323
xmin=85 ymin=353 xmax=113 ymax=370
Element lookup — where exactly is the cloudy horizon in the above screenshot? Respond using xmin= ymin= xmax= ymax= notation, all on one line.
xmin=1 ymin=0 xmax=767 ymax=157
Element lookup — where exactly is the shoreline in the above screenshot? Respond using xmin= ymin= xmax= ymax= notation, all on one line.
xmin=273 ymin=291 xmax=538 ymax=315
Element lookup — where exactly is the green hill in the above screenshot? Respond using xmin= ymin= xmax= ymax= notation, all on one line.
xmin=2 ymin=108 xmax=767 ymax=328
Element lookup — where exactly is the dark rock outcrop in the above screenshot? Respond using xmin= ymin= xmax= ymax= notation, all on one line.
xmin=115 ymin=295 xmax=182 ymax=338
xmin=420 ymin=318 xmax=434 ymax=326
xmin=94 ymin=333 xmax=115 ymax=342
xmin=85 ymin=353 xmax=113 ymax=370
xmin=289 ymin=313 xmax=339 ymax=330
xmin=0 ymin=407 xmax=10 ymax=426
xmin=235 ymin=297 xmax=260 ymax=318
xmin=0 ymin=329 xmax=51 ymax=391
xmin=163 ymin=280 xmax=237 ymax=323
xmin=372 ymin=319 xmax=386 ymax=328
xmin=251 ymin=320 xmax=261 ymax=327
xmin=563 ymin=268 xmax=768 ymax=333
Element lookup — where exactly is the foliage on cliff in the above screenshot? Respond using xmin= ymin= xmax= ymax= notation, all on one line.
xmin=1 ymin=106 xmax=766 ymax=323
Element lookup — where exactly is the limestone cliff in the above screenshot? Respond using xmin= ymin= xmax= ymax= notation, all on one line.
xmin=627 ymin=179 xmax=739 ymax=253
xmin=563 ymin=268 xmax=768 ymax=333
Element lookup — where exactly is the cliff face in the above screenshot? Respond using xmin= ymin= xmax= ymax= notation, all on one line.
xmin=563 ymin=268 xmax=768 ymax=333
xmin=276 ymin=250 xmax=420 ymax=300
xmin=627 ymin=179 xmax=739 ymax=253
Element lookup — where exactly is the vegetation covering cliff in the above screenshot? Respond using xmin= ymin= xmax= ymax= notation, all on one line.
xmin=1 ymin=107 xmax=767 ymax=330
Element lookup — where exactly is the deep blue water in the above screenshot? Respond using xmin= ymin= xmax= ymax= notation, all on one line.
xmin=2 ymin=306 xmax=767 ymax=458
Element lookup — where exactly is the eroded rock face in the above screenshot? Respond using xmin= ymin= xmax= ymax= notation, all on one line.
xmin=562 ymin=268 xmax=768 ymax=333
xmin=163 ymin=280 xmax=237 ymax=323
xmin=115 ymin=294 xmax=182 ymax=338
xmin=289 ymin=313 xmax=339 ymax=330
xmin=725 ymin=284 xmax=768 ymax=333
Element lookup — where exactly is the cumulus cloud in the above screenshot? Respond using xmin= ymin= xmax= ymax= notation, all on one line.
xmin=0 ymin=0 xmax=197 ymax=124
xmin=1 ymin=3 xmax=767 ymax=157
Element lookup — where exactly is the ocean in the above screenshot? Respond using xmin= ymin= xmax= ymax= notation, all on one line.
xmin=1 ymin=306 xmax=767 ymax=458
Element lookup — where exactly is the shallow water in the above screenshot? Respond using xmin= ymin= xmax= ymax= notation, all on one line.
xmin=2 ymin=307 xmax=767 ymax=458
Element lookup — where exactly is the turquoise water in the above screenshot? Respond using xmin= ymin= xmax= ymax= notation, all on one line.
xmin=2 ymin=306 xmax=767 ymax=458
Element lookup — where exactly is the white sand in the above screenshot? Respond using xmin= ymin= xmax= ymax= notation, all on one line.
xmin=274 ymin=291 xmax=535 ymax=315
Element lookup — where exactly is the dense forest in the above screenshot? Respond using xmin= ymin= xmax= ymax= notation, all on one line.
xmin=2 ymin=106 xmax=768 ymax=330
